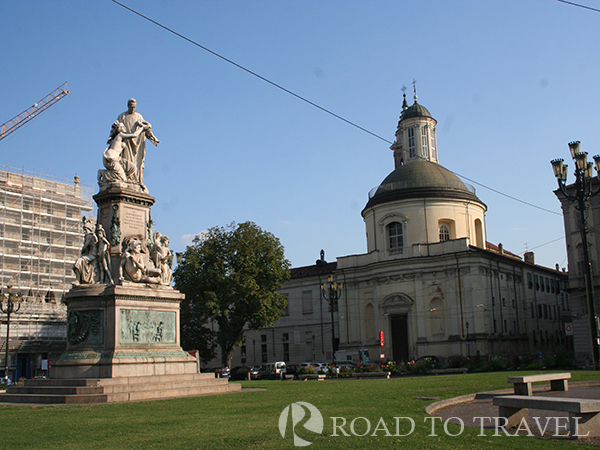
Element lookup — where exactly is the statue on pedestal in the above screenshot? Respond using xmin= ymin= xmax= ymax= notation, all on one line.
xmin=73 ymin=219 xmax=116 ymax=286
xmin=73 ymin=217 xmax=98 ymax=285
xmin=119 ymin=239 xmax=161 ymax=284
xmin=151 ymin=232 xmax=173 ymax=286
xmin=97 ymin=98 xmax=159 ymax=193
xmin=96 ymin=224 xmax=114 ymax=285
xmin=116 ymin=98 xmax=159 ymax=190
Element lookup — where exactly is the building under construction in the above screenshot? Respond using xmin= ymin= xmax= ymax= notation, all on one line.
xmin=0 ymin=165 xmax=93 ymax=379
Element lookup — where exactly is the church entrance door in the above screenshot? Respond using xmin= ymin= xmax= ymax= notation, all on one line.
xmin=391 ymin=315 xmax=409 ymax=363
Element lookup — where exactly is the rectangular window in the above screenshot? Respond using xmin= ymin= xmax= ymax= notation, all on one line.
xmin=408 ymin=127 xmax=415 ymax=158
xmin=261 ymin=335 xmax=268 ymax=363
xmin=302 ymin=290 xmax=313 ymax=315
xmin=388 ymin=222 xmax=403 ymax=252
xmin=282 ymin=334 xmax=289 ymax=362
xmin=283 ymin=343 xmax=290 ymax=362
xmin=421 ymin=126 xmax=429 ymax=158
xmin=261 ymin=344 xmax=267 ymax=363
xmin=527 ymin=273 xmax=533 ymax=289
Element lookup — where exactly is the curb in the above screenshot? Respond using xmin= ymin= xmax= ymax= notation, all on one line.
xmin=425 ymin=380 xmax=600 ymax=415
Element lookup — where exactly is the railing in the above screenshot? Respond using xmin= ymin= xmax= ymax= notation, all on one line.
xmin=368 ymin=180 xmax=477 ymax=199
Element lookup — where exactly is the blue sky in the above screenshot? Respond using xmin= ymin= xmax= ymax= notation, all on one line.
xmin=2 ymin=0 xmax=599 ymax=270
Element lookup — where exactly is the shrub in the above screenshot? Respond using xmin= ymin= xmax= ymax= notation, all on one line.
xmin=297 ymin=365 xmax=316 ymax=375
xmin=382 ymin=361 xmax=397 ymax=373
xmin=407 ymin=360 xmax=430 ymax=375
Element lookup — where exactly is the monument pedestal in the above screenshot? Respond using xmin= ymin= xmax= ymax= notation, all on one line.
xmin=93 ymin=185 xmax=156 ymax=281
xmin=51 ymin=284 xmax=196 ymax=379
xmin=0 ymin=102 xmax=243 ymax=404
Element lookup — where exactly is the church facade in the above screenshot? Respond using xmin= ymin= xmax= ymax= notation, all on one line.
xmin=227 ymin=96 xmax=570 ymax=368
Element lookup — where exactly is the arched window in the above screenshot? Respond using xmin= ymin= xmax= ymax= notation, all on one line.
xmin=387 ymin=222 xmax=403 ymax=252
xmin=439 ymin=224 xmax=450 ymax=242
xmin=407 ymin=128 xmax=415 ymax=158
xmin=421 ymin=126 xmax=429 ymax=158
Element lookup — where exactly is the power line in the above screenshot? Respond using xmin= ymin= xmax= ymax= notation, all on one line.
xmin=111 ymin=0 xmax=563 ymax=218
xmin=454 ymin=171 xmax=562 ymax=216
xmin=557 ymin=0 xmax=600 ymax=13
xmin=110 ymin=0 xmax=390 ymax=145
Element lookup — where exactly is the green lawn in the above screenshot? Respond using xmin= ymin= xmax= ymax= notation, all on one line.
xmin=0 ymin=371 xmax=598 ymax=450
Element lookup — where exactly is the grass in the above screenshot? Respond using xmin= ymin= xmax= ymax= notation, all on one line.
xmin=0 ymin=370 xmax=598 ymax=449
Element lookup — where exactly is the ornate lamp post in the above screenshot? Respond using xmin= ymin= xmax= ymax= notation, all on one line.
xmin=551 ymin=141 xmax=600 ymax=370
xmin=0 ymin=286 xmax=23 ymax=382
xmin=320 ymin=275 xmax=342 ymax=366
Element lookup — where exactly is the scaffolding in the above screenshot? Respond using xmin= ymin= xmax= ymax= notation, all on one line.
xmin=0 ymin=165 xmax=93 ymax=302
xmin=0 ymin=165 xmax=94 ymax=378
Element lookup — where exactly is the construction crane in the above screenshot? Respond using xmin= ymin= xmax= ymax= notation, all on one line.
xmin=0 ymin=82 xmax=70 ymax=142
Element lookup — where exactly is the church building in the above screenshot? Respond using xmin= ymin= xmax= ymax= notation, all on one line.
xmin=228 ymin=95 xmax=570 ymax=369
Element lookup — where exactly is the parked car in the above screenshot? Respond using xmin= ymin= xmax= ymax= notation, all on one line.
xmin=313 ymin=362 xmax=330 ymax=374
xmin=299 ymin=362 xmax=329 ymax=374
xmin=259 ymin=361 xmax=286 ymax=379
xmin=230 ymin=366 xmax=260 ymax=380
xmin=335 ymin=361 xmax=357 ymax=370
xmin=214 ymin=367 xmax=230 ymax=378
xmin=285 ymin=364 xmax=299 ymax=376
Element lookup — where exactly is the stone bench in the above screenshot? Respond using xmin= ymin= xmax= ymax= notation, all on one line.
xmin=507 ymin=372 xmax=571 ymax=396
xmin=493 ymin=395 xmax=600 ymax=438
xmin=430 ymin=368 xmax=468 ymax=375
xmin=352 ymin=371 xmax=391 ymax=379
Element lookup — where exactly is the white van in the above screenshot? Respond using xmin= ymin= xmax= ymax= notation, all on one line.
xmin=259 ymin=361 xmax=286 ymax=379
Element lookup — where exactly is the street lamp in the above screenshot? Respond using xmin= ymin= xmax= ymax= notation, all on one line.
xmin=320 ymin=275 xmax=342 ymax=366
xmin=0 ymin=286 xmax=23 ymax=382
xmin=551 ymin=141 xmax=600 ymax=371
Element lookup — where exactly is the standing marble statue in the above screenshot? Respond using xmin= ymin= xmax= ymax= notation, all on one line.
xmin=151 ymin=231 xmax=173 ymax=286
xmin=116 ymin=98 xmax=159 ymax=190
xmin=96 ymin=224 xmax=114 ymax=285
xmin=98 ymin=121 xmax=150 ymax=186
xmin=73 ymin=217 xmax=99 ymax=285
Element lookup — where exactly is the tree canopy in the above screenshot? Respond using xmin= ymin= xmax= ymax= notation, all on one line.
xmin=174 ymin=222 xmax=290 ymax=367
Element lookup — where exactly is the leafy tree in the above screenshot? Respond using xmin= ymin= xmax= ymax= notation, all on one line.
xmin=174 ymin=222 xmax=290 ymax=368
xmin=179 ymin=298 xmax=217 ymax=363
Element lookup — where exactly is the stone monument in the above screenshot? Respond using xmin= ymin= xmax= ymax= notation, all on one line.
xmin=1 ymin=100 xmax=240 ymax=403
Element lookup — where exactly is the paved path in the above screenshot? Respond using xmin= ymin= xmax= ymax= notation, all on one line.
xmin=432 ymin=381 xmax=600 ymax=445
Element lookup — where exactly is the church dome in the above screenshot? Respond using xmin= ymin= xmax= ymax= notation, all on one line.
xmin=365 ymin=160 xmax=484 ymax=209
xmin=400 ymin=102 xmax=432 ymax=121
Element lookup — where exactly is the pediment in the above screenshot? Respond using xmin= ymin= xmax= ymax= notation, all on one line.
xmin=382 ymin=293 xmax=414 ymax=308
